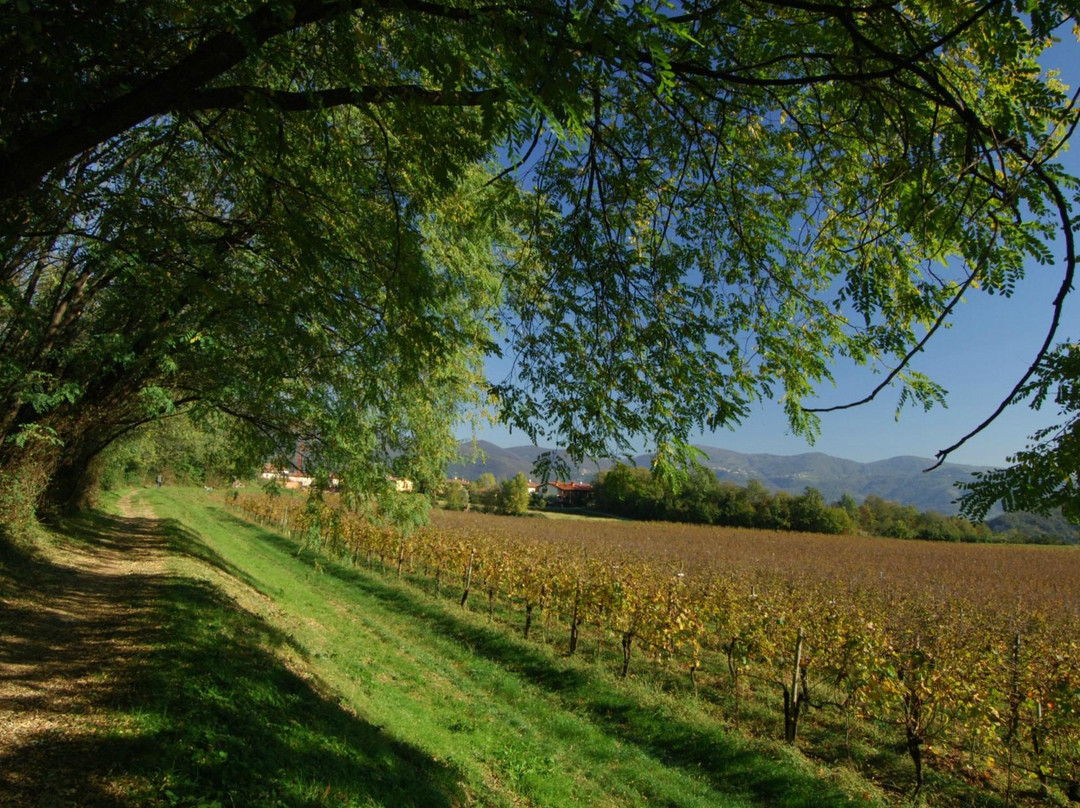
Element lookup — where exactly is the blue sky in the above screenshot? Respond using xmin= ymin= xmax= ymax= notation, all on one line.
xmin=461 ymin=34 xmax=1080 ymax=470
xmin=467 ymin=266 xmax=1078 ymax=467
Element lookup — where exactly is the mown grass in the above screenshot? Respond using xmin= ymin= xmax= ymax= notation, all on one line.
xmin=137 ymin=486 xmax=882 ymax=808
xmin=534 ymin=508 xmax=630 ymax=522
xmin=1 ymin=500 xmax=468 ymax=808
xmin=128 ymin=579 xmax=467 ymax=807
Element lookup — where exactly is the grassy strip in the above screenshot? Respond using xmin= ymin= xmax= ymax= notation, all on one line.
xmin=3 ymin=505 xmax=465 ymax=807
xmin=143 ymin=486 xmax=882 ymax=807
xmin=129 ymin=572 xmax=467 ymax=807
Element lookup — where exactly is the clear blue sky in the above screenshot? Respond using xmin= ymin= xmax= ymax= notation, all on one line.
xmin=461 ymin=37 xmax=1080 ymax=470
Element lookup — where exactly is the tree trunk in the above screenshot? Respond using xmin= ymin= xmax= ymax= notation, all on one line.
xmin=903 ymin=677 xmax=924 ymax=798
xmin=41 ymin=440 xmax=99 ymax=515
xmin=906 ymin=726 xmax=923 ymax=798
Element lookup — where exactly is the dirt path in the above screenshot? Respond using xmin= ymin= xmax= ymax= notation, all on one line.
xmin=0 ymin=493 xmax=170 ymax=807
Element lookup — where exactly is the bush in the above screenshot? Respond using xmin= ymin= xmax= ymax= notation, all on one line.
xmin=499 ymin=473 xmax=530 ymax=516
xmin=443 ymin=483 xmax=469 ymax=511
xmin=0 ymin=458 xmax=49 ymax=546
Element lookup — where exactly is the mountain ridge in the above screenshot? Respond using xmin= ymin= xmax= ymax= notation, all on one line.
xmin=448 ymin=441 xmax=992 ymax=516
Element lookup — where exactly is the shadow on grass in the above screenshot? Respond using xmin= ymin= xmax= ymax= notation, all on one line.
xmin=157 ymin=514 xmax=267 ymax=599
xmin=0 ymin=510 xmax=466 ymax=808
xmin=232 ymin=514 xmax=871 ymax=808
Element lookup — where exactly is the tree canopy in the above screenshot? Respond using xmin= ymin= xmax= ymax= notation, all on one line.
xmin=2 ymin=0 xmax=1078 ymax=523
xmin=958 ymin=341 xmax=1080 ymax=522
xmin=593 ymin=464 xmax=1007 ymax=540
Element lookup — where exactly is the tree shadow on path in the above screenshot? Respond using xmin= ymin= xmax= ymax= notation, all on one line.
xmin=0 ymin=509 xmax=466 ymax=808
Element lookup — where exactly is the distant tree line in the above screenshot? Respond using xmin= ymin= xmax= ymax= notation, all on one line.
xmin=593 ymin=464 xmax=1051 ymax=543
xmin=986 ymin=510 xmax=1080 ymax=545
xmin=441 ymin=472 xmax=532 ymax=517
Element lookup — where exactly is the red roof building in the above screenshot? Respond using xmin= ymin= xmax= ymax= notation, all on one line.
xmin=535 ymin=480 xmax=594 ymax=506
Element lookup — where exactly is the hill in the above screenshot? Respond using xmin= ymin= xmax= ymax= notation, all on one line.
xmin=686 ymin=447 xmax=990 ymax=516
xmin=449 ymin=441 xmax=990 ymax=515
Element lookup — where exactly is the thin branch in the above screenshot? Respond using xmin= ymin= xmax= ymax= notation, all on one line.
xmin=484 ymin=119 xmax=546 ymax=187
xmin=928 ymin=162 xmax=1076 ymax=470
xmin=804 ymin=267 xmax=980 ymax=415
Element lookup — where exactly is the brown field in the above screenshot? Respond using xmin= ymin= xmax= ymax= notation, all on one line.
xmin=432 ymin=509 xmax=1080 ymax=621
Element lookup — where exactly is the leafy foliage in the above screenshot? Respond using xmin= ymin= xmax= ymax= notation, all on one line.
xmin=960 ymin=343 xmax=1080 ymax=524
xmin=1 ymin=0 xmax=1078 ymax=521
xmin=442 ymin=482 xmax=470 ymax=511
xmin=499 ymin=472 xmax=532 ymax=516
xmin=594 ymin=464 xmax=1007 ymax=541
xmin=92 ymin=412 xmax=251 ymax=491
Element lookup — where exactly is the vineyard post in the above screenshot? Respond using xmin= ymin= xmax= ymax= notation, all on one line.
xmin=569 ymin=579 xmax=582 ymax=654
xmin=666 ymin=580 xmax=677 ymax=656
xmin=523 ymin=584 xmax=546 ymax=640
xmin=621 ymin=631 xmax=634 ymax=678
xmin=396 ymin=536 xmax=405 ymax=577
xmin=460 ymin=549 xmax=475 ymax=608
xmin=1004 ymin=632 xmax=1022 ymax=807
xmin=594 ymin=603 xmax=605 ymax=660
xmin=1031 ymin=699 xmax=1045 ymax=788
xmin=524 ymin=600 xmax=535 ymax=639
xmin=783 ymin=628 xmax=805 ymax=745
xmin=724 ymin=636 xmax=742 ymax=722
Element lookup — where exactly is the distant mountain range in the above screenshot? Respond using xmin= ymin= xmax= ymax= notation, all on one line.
xmin=448 ymin=441 xmax=992 ymax=516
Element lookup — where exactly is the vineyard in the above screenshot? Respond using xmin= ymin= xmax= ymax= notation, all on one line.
xmin=230 ymin=493 xmax=1080 ymax=805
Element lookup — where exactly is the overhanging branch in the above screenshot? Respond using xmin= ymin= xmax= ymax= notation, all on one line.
xmin=180 ymin=84 xmax=505 ymax=112
xmin=803 ymin=269 xmax=980 ymax=416
xmin=927 ymin=162 xmax=1077 ymax=470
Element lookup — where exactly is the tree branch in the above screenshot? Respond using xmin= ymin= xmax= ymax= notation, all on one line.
xmin=180 ymin=84 xmax=505 ymax=112
xmin=0 ymin=0 xmax=364 ymax=199
xmin=803 ymin=269 xmax=979 ymax=415
xmin=928 ymin=161 xmax=1076 ymax=470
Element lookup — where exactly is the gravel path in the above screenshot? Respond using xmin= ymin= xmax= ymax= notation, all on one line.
xmin=0 ymin=494 xmax=169 ymax=807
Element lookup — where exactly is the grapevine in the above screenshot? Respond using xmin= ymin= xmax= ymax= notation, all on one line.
xmin=229 ymin=493 xmax=1080 ymax=802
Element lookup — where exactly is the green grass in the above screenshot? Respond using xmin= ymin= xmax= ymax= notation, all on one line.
xmin=3 ymin=486 xmax=887 ymax=807
xmin=533 ymin=507 xmax=630 ymax=521
xmin=132 ymin=576 xmax=464 ymax=807
xmin=137 ymin=486 xmax=881 ymax=808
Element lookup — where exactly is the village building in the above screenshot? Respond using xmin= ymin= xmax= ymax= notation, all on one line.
xmin=533 ymin=480 xmax=594 ymax=507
